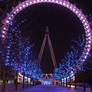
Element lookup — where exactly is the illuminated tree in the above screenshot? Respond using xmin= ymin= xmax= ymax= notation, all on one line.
xmin=54 ymin=33 xmax=85 ymax=80
xmin=7 ymin=19 xmax=42 ymax=77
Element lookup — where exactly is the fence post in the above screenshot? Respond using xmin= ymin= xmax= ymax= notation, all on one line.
xmin=66 ymin=78 xmax=67 ymax=87
xmin=1 ymin=66 xmax=6 ymax=92
xmin=83 ymin=81 xmax=86 ymax=92
xmin=27 ymin=77 xmax=29 ymax=88
xmin=22 ymin=72 xmax=25 ymax=88
xmin=14 ymin=71 xmax=18 ymax=91
xmin=75 ymin=75 xmax=77 ymax=89
xmin=70 ymin=77 xmax=71 ymax=88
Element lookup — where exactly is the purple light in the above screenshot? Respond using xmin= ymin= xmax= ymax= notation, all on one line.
xmin=19 ymin=6 xmax=22 ymax=10
xmin=41 ymin=0 xmax=44 ymax=2
xmin=87 ymin=32 xmax=91 ymax=36
xmin=85 ymin=25 xmax=89 ymax=29
xmin=87 ymin=48 xmax=90 ymax=52
xmin=66 ymin=2 xmax=70 ymax=8
xmin=51 ymin=0 xmax=54 ymax=2
xmin=26 ymin=2 xmax=29 ymax=6
xmin=86 ymin=29 xmax=90 ymax=33
xmin=56 ymin=0 xmax=59 ymax=3
xmin=59 ymin=1 xmax=63 ymax=5
xmin=16 ymin=8 xmax=19 ymax=12
xmin=88 ymin=40 xmax=91 ymax=44
xmin=82 ymin=19 xmax=86 ymax=23
xmin=1 ymin=35 xmax=5 ymax=38
xmin=78 ymin=14 xmax=81 ymax=17
xmin=11 ymin=14 xmax=14 ymax=17
xmin=2 ymin=31 xmax=6 ymax=34
xmin=87 ymin=45 xmax=91 ymax=48
xmin=8 ymin=16 xmax=12 ymax=20
xmin=84 ymin=22 xmax=88 ymax=26
xmin=3 ymin=27 xmax=7 ymax=30
xmin=33 ymin=0 xmax=36 ymax=3
xmin=37 ymin=0 xmax=40 ymax=2
xmin=30 ymin=1 xmax=32 ymax=4
xmin=23 ymin=4 xmax=26 ymax=8
xmin=14 ymin=11 xmax=17 ymax=14
xmin=72 ymin=6 xmax=76 ymax=12
xmin=6 ymin=20 xmax=9 ymax=24
xmin=75 ymin=9 xmax=79 ymax=14
xmin=80 ymin=16 xmax=84 ymax=20
xmin=69 ymin=4 xmax=73 ymax=10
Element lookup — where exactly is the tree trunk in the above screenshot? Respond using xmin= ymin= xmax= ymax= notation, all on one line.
xmin=83 ymin=82 xmax=86 ymax=92
xmin=14 ymin=72 xmax=18 ymax=91
xmin=66 ymin=78 xmax=67 ymax=87
xmin=1 ymin=66 xmax=6 ymax=92
xmin=30 ymin=78 xmax=31 ymax=87
xmin=1 ymin=80 xmax=5 ymax=92
xmin=26 ymin=77 xmax=28 ymax=87
xmin=22 ymin=73 xmax=25 ymax=88
xmin=70 ymin=77 xmax=71 ymax=88
xmin=75 ymin=75 xmax=77 ymax=89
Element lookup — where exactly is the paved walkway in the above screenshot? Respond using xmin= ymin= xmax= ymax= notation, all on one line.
xmin=5 ymin=85 xmax=91 ymax=92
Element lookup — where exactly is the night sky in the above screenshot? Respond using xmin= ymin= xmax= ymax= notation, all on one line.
xmin=1 ymin=0 xmax=92 ymax=73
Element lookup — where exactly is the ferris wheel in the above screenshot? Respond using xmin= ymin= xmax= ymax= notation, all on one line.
xmin=0 ymin=0 xmax=92 ymax=79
